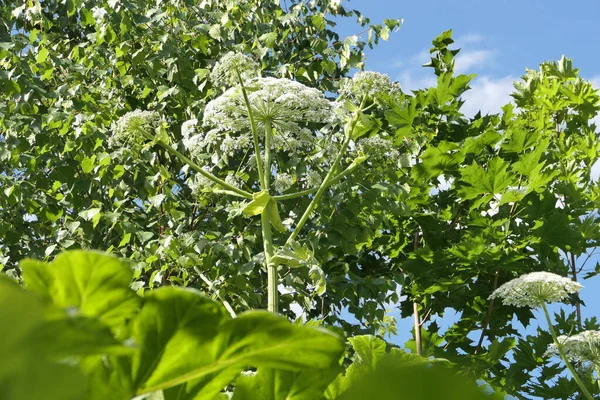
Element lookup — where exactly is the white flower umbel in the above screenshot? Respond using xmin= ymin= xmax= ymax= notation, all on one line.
xmin=545 ymin=331 xmax=600 ymax=366
xmin=356 ymin=136 xmax=399 ymax=163
xmin=274 ymin=173 xmax=295 ymax=193
xmin=489 ymin=272 xmax=593 ymax=399
xmin=181 ymin=119 xmax=198 ymax=140
xmin=339 ymin=71 xmax=401 ymax=101
xmin=109 ymin=110 xmax=161 ymax=147
xmin=203 ymin=77 xmax=334 ymax=136
xmin=210 ymin=52 xmax=260 ymax=88
xmin=489 ymin=272 xmax=583 ymax=308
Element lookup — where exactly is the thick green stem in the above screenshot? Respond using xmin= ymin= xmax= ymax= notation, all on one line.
xmin=541 ymin=303 xmax=595 ymax=400
xmin=261 ymin=120 xmax=277 ymax=313
xmin=262 ymin=211 xmax=277 ymax=313
xmin=285 ymin=135 xmax=351 ymax=245
xmin=237 ymin=71 xmax=267 ymax=188
xmin=596 ymin=366 xmax=600 ymax=395
xmin=283 ymin=97 xmax=365 ymax=245
xmin=263 ymin=120 xmax=273 ymax=188
xmin=139 ymin=131 xmax=252 ymax=199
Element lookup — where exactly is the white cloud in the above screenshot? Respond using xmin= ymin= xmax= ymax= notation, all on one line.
xmin=455 ymin=33 xmax=486 ymax=45
xmin=455 ymin=49 xmax=495 ymax=74
xmin=396 ymin=70 xmax=437 ymax=92
xmin=460 ymin=75 xmax=516 ymax=117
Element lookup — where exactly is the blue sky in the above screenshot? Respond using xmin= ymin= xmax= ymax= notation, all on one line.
xmin=332 ymin=0 xmax=600 ymax=348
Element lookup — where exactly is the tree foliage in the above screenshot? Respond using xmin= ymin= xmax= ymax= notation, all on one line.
xmin=2 ymin=0 xmax=600 ymax=399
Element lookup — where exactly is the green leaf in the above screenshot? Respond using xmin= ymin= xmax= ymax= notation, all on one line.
xmin=148 ymin=194 xmax=166 ymax=208
xmin=233 ymin=367 xmax=341 ymax=400
xmin=136 ymin=304 xmax=345 ymax=396
xmin=78 ymin=207 xmax=101 ymax=221
xmin=20 ymin=251 xmax=141 ymax=331
xmin=243 ymin=190 xmax=272 ymax=216
xmin=267 ymin=199 xmax=286 ymax=232
xmin=81 ymin=155 xmax=96 ymax=173
xmin=0 ymin=277 xmax=86 ymax=400
xmin=37 ymin=46 xmax=49 ymax=63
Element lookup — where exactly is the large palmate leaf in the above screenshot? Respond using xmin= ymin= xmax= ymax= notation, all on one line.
xmin=135 ymin=300 xmax=346 ymax=397
xmin=232 ymin=367 xmax=342 ymax=400
xmin=20 ymin=250 xmax=141 ymax=330
xmin=0 ymin=277 xmax=86 ymax=400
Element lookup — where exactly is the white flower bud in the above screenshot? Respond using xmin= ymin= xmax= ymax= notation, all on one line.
xmin=210 ymin=52 xmax=260 ymax=88
xmin=340 ymin=71 xmax=401 ymax=101
xmin=109 ymin=110 xmax=161 ymax=148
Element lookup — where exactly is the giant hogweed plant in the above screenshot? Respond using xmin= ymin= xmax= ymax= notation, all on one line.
xmin=108 ymin=52 xmax=398 ymax=314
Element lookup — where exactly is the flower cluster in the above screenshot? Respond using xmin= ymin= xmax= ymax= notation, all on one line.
xmin=203 ymin=77 xmax=334 ymax=134
xmin=356 ymin=136 xmax=400 ymax=163
xmin=109 ymin=110 xmax=161 ymax=148
xmin=545 ymin=330 xmax=600 ymax=366
xmin=302 ymin=170 xmax=322 ymax=188
xmin=488 ymin=271 xmax=583 ymax=308
xmin=210 ymin=52 xmax=260 ymax=88
xmin=274 ymin=173 xmax=295 ymax=193
xmin=339 ymin=71 xmax=401 ymax=102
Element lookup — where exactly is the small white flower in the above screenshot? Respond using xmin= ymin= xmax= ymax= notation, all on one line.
xmin=489 ymin=272 xmax=583 ymax=308
xmin=356 ymin=136 xmax=399 ymax=162
xmin=274 ymin=173 xmax=295 ymax=192
xmin=340 ymin=71 xmax=401 ymax=101
xmin=92 ymin=6 xmax=108 ymax=20
xmin=109 ymin=110 xmax=161 ymax=147
xmin=203 ymin=77 xmax=334 ymax=134
xmin=181 ymin=119 xmax=198 ymax=139
xmin=210 ymin=52 xmax=260 ymax=88
xmin=224 ymin=173 xmax=243 ymax=188
xmin=329 ymin=0 xmax=342 ymax=10
xmin=303 ymin=170 xmax=322 ymax=188
xmin=545 ymin=331 xmax=600 ymax=366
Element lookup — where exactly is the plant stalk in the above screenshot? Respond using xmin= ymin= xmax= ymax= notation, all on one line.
xmin=475 ymin=269 xmax=500 ymax=354
xmin=261 ymin=120 xmax=277 ymax=313
xmin=541 ymin=303 xmax=594 ymax=400
xmin=139 ymin=131 xmax=252 ymax=199
xmin=262 ymin=211 xmax=277 ymax=313
xmin=237 ymin=70 xmax=267 ymax=188
xmin=569 ymin=252 xmax=582 ymax=328
xmin=194 ymin=267 xmax=237 ymax=318
xmin=285 ymin=134 xmax=351 ymax=245
xmin=413 ymin=301 xmax=422 ymax=356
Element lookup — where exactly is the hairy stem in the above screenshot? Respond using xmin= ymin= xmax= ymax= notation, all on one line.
xmin=262 ymin=211 xmax=277 ymax=313
xmin=261 ymin=120 xmax=277 ymax=313
xmin=542 ymin=303 xmax=594 ymax=400
xmin=139 ymin=131 xmax=252 ymax=199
